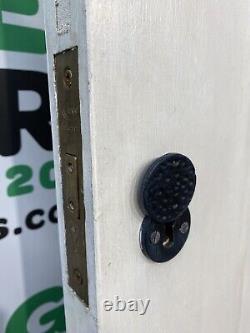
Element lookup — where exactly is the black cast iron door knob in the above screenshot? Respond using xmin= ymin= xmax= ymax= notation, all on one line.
xmin=139 ymin=153 xmax=196 ymax=263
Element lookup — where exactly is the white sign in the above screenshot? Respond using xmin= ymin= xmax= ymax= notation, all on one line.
xmin=0 ymin=1 xmax=65 ymax=332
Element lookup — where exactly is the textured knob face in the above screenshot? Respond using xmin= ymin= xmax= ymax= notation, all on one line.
xmin=140 ymin=153 xmax=196 ymax=224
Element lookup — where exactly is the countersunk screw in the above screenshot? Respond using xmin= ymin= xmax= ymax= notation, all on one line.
xmin=68 ymin=162 xmax=74 ymax=173
xmin=64 ymin=68 xmax=73 ymax=87
xmin=74 ymin=269 xmax=83 ymax=285
xmin=179 ymin=222 xmax=189 ymax=234
xmin=150 ymin=230 xmax=161 ymax=245
xmin=68 ymin=200 xmax=75 ymax=211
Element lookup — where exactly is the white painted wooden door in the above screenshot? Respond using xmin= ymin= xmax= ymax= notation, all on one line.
xmin=44 ymin=1 xmax=250 ymax=332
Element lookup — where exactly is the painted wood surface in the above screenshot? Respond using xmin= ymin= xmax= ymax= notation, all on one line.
xmin=44 ymin=1 xmax=250 ymax=332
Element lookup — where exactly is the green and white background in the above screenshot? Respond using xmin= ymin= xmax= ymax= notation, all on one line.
xmin=0 ymin=1 xmax=65 ymax=332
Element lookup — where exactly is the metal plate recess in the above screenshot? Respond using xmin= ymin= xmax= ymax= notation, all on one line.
xmin=55 ymin=47 xmax=88 ymax=305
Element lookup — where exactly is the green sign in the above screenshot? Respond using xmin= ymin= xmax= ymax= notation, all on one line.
xmin=0 ymin=0 xmax=46 ymax=53
xmin=6 ymin=287 xmax=66 ymax=333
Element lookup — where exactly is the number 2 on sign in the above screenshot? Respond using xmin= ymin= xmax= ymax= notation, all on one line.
xmin=6 ymin=161 xmax=55 ymax=197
